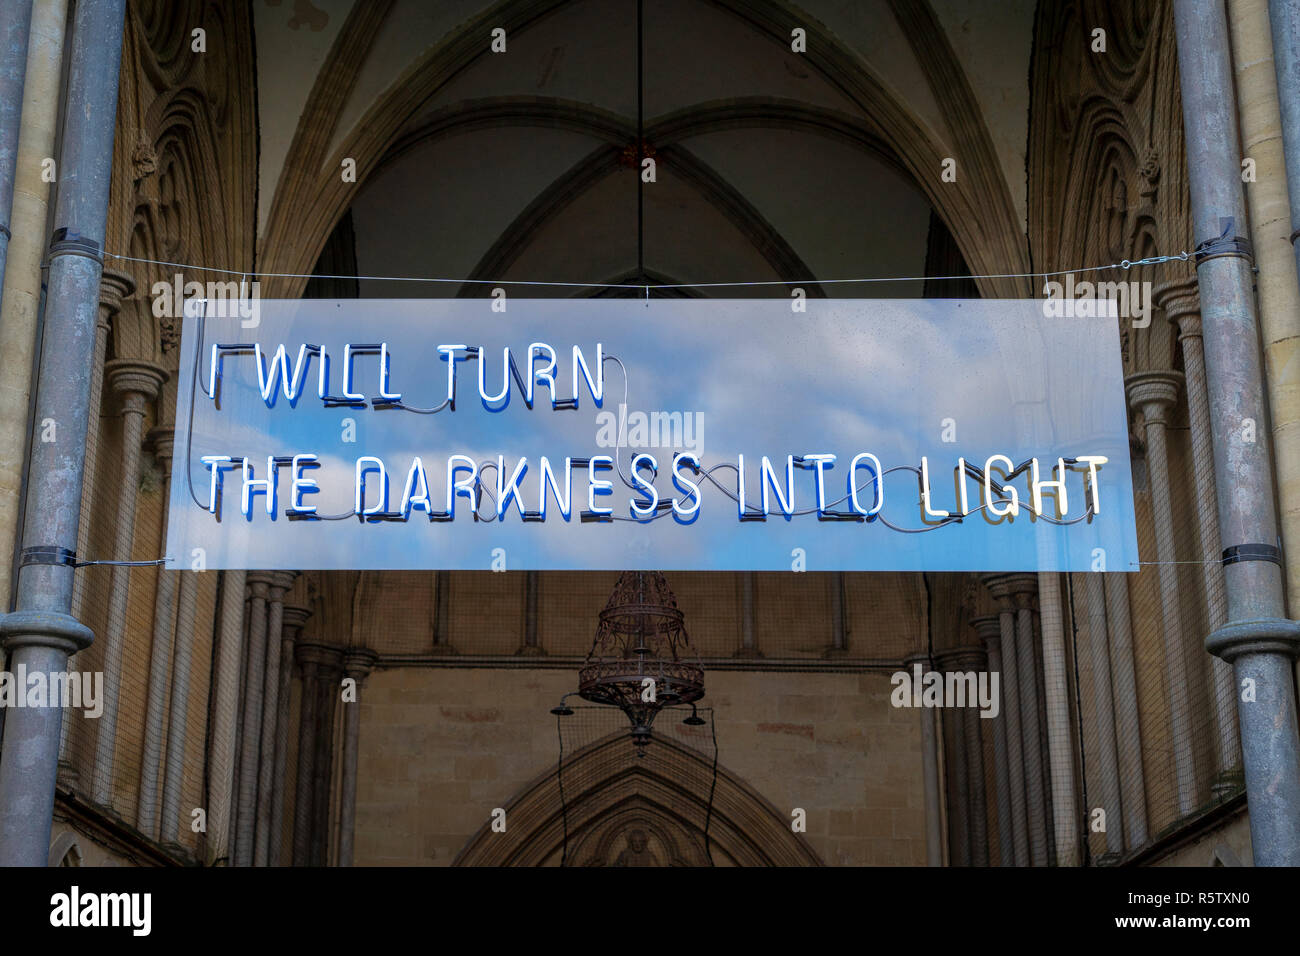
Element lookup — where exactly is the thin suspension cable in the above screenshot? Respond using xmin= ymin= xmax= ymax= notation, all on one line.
xmin=100 ymin=250 xmax=1191 ymax=291
xmin=636 ymin=0 xmax=644 ymax=284
xmin=80 ymin=246 xmax=1195 ymax=566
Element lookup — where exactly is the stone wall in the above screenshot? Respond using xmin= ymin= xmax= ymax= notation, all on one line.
xmin=352 ymin=666 xmax=927 ymax=865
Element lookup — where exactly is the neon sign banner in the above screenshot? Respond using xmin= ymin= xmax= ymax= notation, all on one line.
xmin=166 ymin=298 xmax=1139 ymax=571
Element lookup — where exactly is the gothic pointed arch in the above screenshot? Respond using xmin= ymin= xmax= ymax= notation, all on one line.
xmin=259 ymin=0 xmax=1028 ymax=298
xmin=454 ymin=731 xmax=824 ymax=865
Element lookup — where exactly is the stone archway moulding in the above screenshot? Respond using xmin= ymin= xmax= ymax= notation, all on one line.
xmin=453 ymin=731 xmax=824 ymax=866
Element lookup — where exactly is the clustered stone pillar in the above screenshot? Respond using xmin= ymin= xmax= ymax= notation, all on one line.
xmin=983 ymin=576 xmax=1029 ymax=865
xmin=1127 ymin=369 xmax=1200 ymax=814
xmin=972 ymin=615 xmax=1013 ymax=865
xmin=337 ymin=649 xmax=377 ymax=867
xmin=989 ymin=574 xmax=1049 ymax=864
xmin=1156 ymin=279 xmax=1241 ymax=790
xmin=91 ymin=357 xmax=166 ymax=808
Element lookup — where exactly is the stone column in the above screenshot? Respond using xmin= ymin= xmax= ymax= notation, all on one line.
xmin=972 ymin=615 xmax=1013 ymax=865
xmin=91 ymin=358 xmax=166 ymax=808
xmin=1104 ymin=574 xmax=1148 ymax=847
xmin=291 ymin=644 xmax=325 ymax=866
xmin=310 ymin=646 xmax=344 ymax=866
xmin=1080 ymin=573 xmax=1123 ymax=860
xmin=904 ymin=652 xmax=943 ymax=866
xmin=234 ymin=573 xmax=271 ymax=866
xmin=1234 ymin=0 xmax=1300 ymax=622
xmin=516 ymin=570 xmax=543 ymax=655
xmin=1015 ymin=583 xmax=1048 ymax=865
xmin=206 ymin=569 xmax=246 ymax=864
xmin=825 ymin=572 xmax=847 ymax=657
xmin=1157 ymin=280 xmax=1241 ymax=789
xmin=69 ymin=270 xmax=132 ymax=621
xmin=270 ymin=604 xmax=309 ymax=865
xmin=1038 ymin=571 xmax=1079 ymax=866
xmin=337 ymin=649 xmax=377 ymax=867
xmin=983 ymin=576 xmax=1030 ymax=865
xmin=432 ymin=571 xmax=453 ymax=653
xmin=56 ymin=270 xmax=132 ymax=788
xmin=136 ymin=426 xmax=175 ymax=835
xmin=735 ymin=572 xmax=762 ymax=657
xmin=985 ymin=573 xmax=1041 ymax=864
xmin=254 ymin=571 xmax=295 ymax=865
xmin=0 ymin=0 xmax=72 ymax=616
xmin=934 ymin=649 xmax=973 ymax=865
xmin=159 ymin=550 xmax=201 ymax=846
xmin=954 ymin=644 xmax=990 ymax=866
xmin=1127 ymin=370 xmax=1199 ymax=814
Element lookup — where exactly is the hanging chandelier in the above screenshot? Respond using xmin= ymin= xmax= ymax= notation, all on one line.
xmin=559 ymin=571 xmax=705 ymax=754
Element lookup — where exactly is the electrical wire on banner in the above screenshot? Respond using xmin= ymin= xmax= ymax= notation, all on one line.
xmin=69 ymin=247 xmax=1191 ymax=567
xmin=554 ymin=704 xmax=719 ymax=866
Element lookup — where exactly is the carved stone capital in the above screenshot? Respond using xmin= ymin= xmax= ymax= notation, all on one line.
xmin=296 ymin=641 xmax=345 ymax=674
xmin=97 ymin=269 xmax=136 ymax=326
xmin=901 ymin=651 xmax=935 ymax=670
xmin=1126 ymin=370 xmax=1184 ymax=424
xmin=343 ymin=649 xmax=379 ymax=682
xmin=105 ymin=358 xmax=167 ymax=402
xmin=936 ymin=645 xmax=987 ymax=672
xmin=246 ymin=571 xmax=278 ymax=596
xmin=281 ymin=604 xmax=311 ymax=636
xmin=970 ymin=614 xmax=1003 ymax=646
xmin=1154 ymin=277 xmax=1201 ymax=339
xmin=149 ymin=425 xmax=175 ymax=472
xmin=981 ymin=573 xmax=1037 ymax=610
xmin=266 ymin=570 xmax=298 ymax=597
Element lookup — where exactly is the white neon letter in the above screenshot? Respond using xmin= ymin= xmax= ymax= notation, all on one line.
xmin=354 ymin=456 xmax=387 ymax=515
xmin=848 ymin=453 xmax=883 ymax=517
xmin=572 ymin=343 xmax=604 ymax=406
xmin=290 ymin=453 xmax=319 ymax=513
xmin=630 ymin=453 xmax=659 ymax=518
xmin=528 ymin=343 xmax=556 ymax=408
